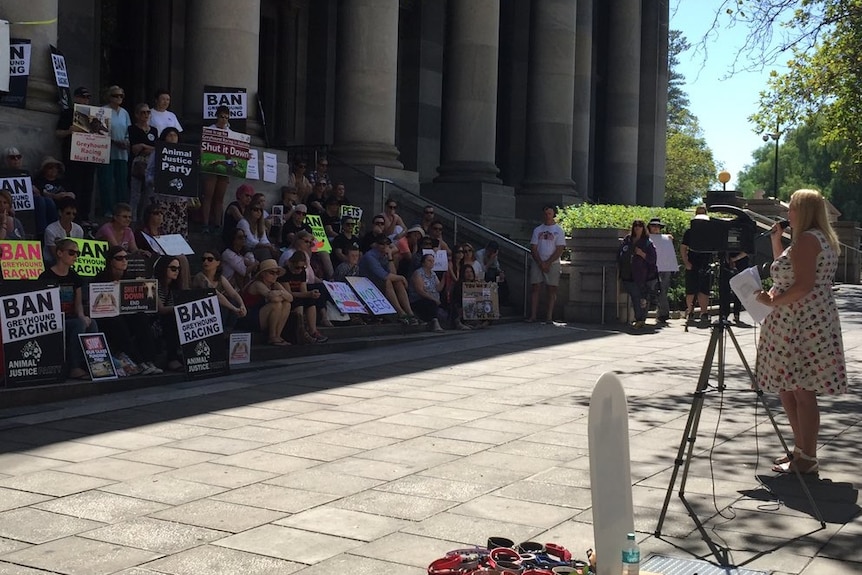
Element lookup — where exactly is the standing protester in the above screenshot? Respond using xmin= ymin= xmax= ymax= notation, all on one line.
xmin=681 ymin=206 xmax=711 ymax=322
xmin=200 ymin=105 xmax=231 ymax=233
xmin=618 ymin=220 xmax=657 ymax=329
xmin=55 ymin=87 xmax=97 ymax=222
xmin=754 ymin=189 xmax=847 ymax=475
xmin=98 ymin=85 xmax=132 ymax=216
xmin=149 ymin=88 xmax=183 ymax=136
xmin=528 ymin=205 xmax=566 ymax=324
xmin=648 ymin=217 xmax=679 ymax=323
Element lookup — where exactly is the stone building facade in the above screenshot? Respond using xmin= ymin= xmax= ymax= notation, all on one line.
xmin=0 ymin=0 xmax=668 ymax=231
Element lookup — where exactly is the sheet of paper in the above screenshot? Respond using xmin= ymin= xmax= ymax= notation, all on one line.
xmin=263 ymin=152 xmax=277 ymax=183
xmin=246 ymin=149 xmax=259 ymax=180
xmin=729 ymin=265 xmax=773 ymax=324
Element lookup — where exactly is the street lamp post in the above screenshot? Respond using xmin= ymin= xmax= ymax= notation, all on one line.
xmin=762 ymin=121 xmax=780 ymax=197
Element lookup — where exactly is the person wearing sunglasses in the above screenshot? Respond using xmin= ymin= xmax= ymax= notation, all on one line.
xmin=96 ymin=202 xmax=151 ymax=258
xmin=280 ymin=250 xmax=329 ymax=343
xmin=308 ymin=156 xmax=331 ymax=189
xmin=154 ymin=256 xmax=187 ymax=370
xmin=43 ymin=197 xmax=84 ymax=264
xmin=617 ymin=219 xmax=657 ymax=329
xmin=279 ymin=203 xmax=313 ymax=247
xmin=381 ymin=198 xmax=406 ymax=240
xmin=97 ymin=85 xmax=132 ymax=217
xmin=92 ymin=246 xmax=163 ymax=376
xmin=1 ymin=147 xmax=59 ymax=238
xmin=38 ymin=238 xmax=98 ymax=380
xmin=241 ymin=259 xmax=292 ymax=346
xmin=288 ymin=160 xmax=312 ymax=202
xmin=237 ymin=202 xmax=279 ymax=262
xmin=222 ymin=183 xmax=256 ymax=247
xmin=360 ymin=216 xmax=388 ymax=252
xmin=221 ymin=228 xmax=258 ymax=289
xmin=192 ymin=249 xmax=247 ymax=332
xmin=135 ymin=202 xmax=190 ymax=287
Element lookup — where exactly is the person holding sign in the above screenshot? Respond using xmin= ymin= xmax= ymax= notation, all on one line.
xmin=128 ymin=102 xmax=158 ymax=220
xmin=409 ymin=253 xmax=445 ymax=332
xmin=359 ymin=234 xmax=419 ymax=325
xmin=192 ymin=249 xmax=247 ymax=332
xmin=154 ymin=256 xmax=186 ymax=370
xmin=38 ymin=238 xmax=98 ymax=379
xmin=200 ymin=105 xmax=231 ymax=233
xmin=145 ymin=127 xmax=191 ymax=238
xmin=280 ymin=251 xmax=329 ymax=343
xmin=92 ymin=246 xmax=163 ymax=376
xmin=0 ymin=190 xmax=26 ymax=240
xmin=240 ymin=259 xmax=292 ymax=346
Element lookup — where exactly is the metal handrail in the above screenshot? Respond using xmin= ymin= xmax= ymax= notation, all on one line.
xmin=326 ymin=153 xmax=533 ymax=314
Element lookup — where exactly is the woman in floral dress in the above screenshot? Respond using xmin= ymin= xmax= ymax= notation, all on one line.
xmin=755 ymin=189 xmax=846 ymax=474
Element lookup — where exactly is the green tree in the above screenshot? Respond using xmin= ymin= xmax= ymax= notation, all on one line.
xmin=664 ymin=30 xmax=717 ymax=208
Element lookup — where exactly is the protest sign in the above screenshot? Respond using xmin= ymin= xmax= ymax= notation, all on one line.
xmin=49 ymin=45 xmax=71 ymax=110
xmin=462 ymin=281 xmax=499 ymax=320
xmin=69 ymin=238 xmax=108 ymax=277
xmin=120 ymin=279 xmax=157 ymax=314
xmin=0 ymin=39 xmax=30 ymax=108
xmin=0 ymin=286 xmax=64 ymax=387
xmin=346 ymin=277 xmax=397 ymax=315
xmin=305 ymin=214 xmax=332 ymax=253
xmin=271 ymin=205 xmax=284 ymax=226
xmin=140 ymin=232 xmax=194 ymax=256
xmin=246 ymin=149 xmax=259 ymax=180
xmin=340 ymin=205 xmax=363 ymax=221
xmin=203 ymin=85 xmax=247 ymax=133
xmin=70 ymin=104 xmax=110 ymax=164
xmin=200 ymin=126 xmax=250 ymax=178
xmin=79 ymin=333 xmax=118 ymax=381
xmin=0 ymin=175 xmax=34 ymax=211
xmin=88 ymin=282 xmax=119 ymax=318
xmin=0 ymin=240 xmax=43 ymax=280
xmin=174 ymin=291 xmax=228 ymax=380
xmin=229 ymin=332 xmax=251 ymax=365
xmin=323 ymin=280 xmax=369 ymax=315
xmin=0 ymin=22 xmax=7 ymax=93
xmin=423 ymin=248 xmax=448 ymax=273
xmin=263 ymin=152 xmax=277 ymax=183
xmin=154 ymin=142 xmax=199 ymax=197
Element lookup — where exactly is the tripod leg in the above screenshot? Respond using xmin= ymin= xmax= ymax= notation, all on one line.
xmin=726 ymin=327 xmax=826 ymax=527
xmin=655 ymin=325 xmax=722 ymax=536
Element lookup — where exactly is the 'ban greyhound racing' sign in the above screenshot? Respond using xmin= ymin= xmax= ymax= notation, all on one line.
xmin=0 ymin=286 xmax=65 ymax=387
xmin=174 ymin=292 xmax=228 ymax=380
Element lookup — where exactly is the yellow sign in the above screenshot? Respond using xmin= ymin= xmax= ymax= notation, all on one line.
xmin=305 ymin=214 xmax=332 ymax=253
xmin=0 ymin=240 xmax=44 ymax=280
xmin=70 ymin=238 xmax=109 ymax=277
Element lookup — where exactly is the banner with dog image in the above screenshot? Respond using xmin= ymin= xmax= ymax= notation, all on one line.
xmin=200 ymin=126 xmax=250 ymax=178
xmin=0 ymin=285 xmax=65 ymax=387
xmin=70 ymin=104 xmax=111 ymax=164
xmin=154 ymin=142 xmax=199 ymax=197
xmin=174 ymin=290 xmax=228 ymax=380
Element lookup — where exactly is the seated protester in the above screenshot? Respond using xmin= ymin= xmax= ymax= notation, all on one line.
xmin=251 ymin=192 xmax=272 ymax=235
xmin=476 ymin=240 xmax=509 ymax=305
xmin=96 ymin=202 xmax=151 ymax=256
xmin=444 ymin=244 xmax=467 ymax=307
xmin=278 ymin=231 xmax=334 ymax=323
xmin=358 ymin=234 xmax=420 ymax=325
xmin=322 ymin=196 xmax=343 ymax=239
xmin=305 ymin=180 xmax=328 ymax=217
xmin=359 ymin=214 xmax=387 ymax=252
xmin=237 ymin=203 xmax=279 ymax=262
xmin=382 ymin=198 xmax=407 ymax=241
xmin=461 ymin=242 xmax=484 ymax=279
xmin=331 ymin=216 xmax=361 ymax=266
xmin=410 ymin=252 xmax=445 ymax=332
xmin=192 ymin=249 xmax=248 ymax=333
xmin=153 ymin=255 xmax=186 ymax=371
xmin=240 ymin=259 xmax=292 ymax=346
xmin=334 ymin=244 xmax=361 ymax=282
xmin=279 ymin=203 xmax=311 ymax=248
xmin=38 ymin=238 xmax=98 ymax=379
xmin=222 ymin=227 xmax=258 ymax=289
xmin=33 ymin=156 xmax=75 ymax=202
xmin=417 ymin=204 xmax=436 ymax=233
xmin=43 ymin=197 xmax=83 ymax=263
xmin=397 ymin=225 xmax=425 ymax=278
xmin=145 ymin=127 xmax=191 ymax=237
xmin=329 ymin=182 xmax=352 ymax=207
xmin=222 ymin=183 xmax=255 ymax=248
xmin=288 ymin=160 xmax=313 ymax=202
xmin=427 ymin=220 xmax=452 ymax=256
xmin=1 ymin=147 xmax=57 ymax=237
xmin=0 ymin=190 xmax=26 ymax=240
xmin=280 ymin=251 xmax=329 ymax=343
xmin=451 ymin=263 xmax=478 ymax=331
xmin=135 ymin=203 xmax=190 ymax=287
xmin=413 ymin=235 xmax=435 ymax=275
xmin=92 ymin=245 xmax=162 ymax=376
xmin=283 ymin=219 xmax=334 ymax=281
xmin=270 ymin=185 xmax=299 ymax=243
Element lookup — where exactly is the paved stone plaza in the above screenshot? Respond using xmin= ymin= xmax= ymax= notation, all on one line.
xmin=0 ymin=286 xmax=860 ymax=575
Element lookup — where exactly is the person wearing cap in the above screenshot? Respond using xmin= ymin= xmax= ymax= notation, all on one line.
xmin=681 ymin=206 xmax=712 ymax=322
xmin=648 ymin=217 xmax=679 ymax=324
xmin=149 ymin=88 xmax=183 ymax=137
xmin=280 ymin=203 xmax=313 ymax=247
xmin=98 ymin=85 xmax=132 ymax=217
xmin=331 ymin=215 xmax=361 ymax=266
xmin=359 ymin=233 xmax=420 ymax=324
xmin=240 ymin=259 xmax=293 ymax=346
xmin=55 ymin=86 xmax=97 ymax=222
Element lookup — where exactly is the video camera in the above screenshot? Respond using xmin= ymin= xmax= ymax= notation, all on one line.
xmin=688 ymin=205 xmax=756 ymax=254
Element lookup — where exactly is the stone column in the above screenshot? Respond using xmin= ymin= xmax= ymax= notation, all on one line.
xmin=572 ymin=0 xmax=594 ymax=200
xmin=636 ymin=0 xmax=669 ymax=206
xmin=435 ymin=0 xmax=501 ymax=183
xmin=183 ymin=0 xmax=262 ymax=138
xmin=332 ymin=0 xmax=402 ymax=168
xmin=602 ymin=0 xmax=641 ymax=205
xmin=1 ymin=0 xmax=59 ymax=114
xmin=521 ymin=0 xmax=577 ymax=202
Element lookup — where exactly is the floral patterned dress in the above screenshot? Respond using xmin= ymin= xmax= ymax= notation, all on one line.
xmin=757 ymin=229 xmax=847 ymax=394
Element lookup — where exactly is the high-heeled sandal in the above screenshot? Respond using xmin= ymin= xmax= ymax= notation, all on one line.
xmin=774 ymin=446 xmax=801 ymax=465
xmin=773 ymin=450 xmax=819 ymax=474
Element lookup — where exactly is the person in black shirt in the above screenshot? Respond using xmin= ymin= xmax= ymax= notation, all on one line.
xmin=279 ymin=203 xmax=312 ymax=247
xmin=681 ymin=208 xmax=712 ymax=321
xmin=54 ymin=86 xmax=97 ymax=222
xmin=331 ymin=216 xmax=361 ymax=266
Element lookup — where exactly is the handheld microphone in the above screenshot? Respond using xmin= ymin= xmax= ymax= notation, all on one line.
xmin=758 ymin=220 xmax=789 ymax=238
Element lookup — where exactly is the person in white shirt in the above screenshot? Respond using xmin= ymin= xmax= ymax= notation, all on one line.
xmin=43 ymin=197 xmax=84 ymax=263
xmin=528 ymin=205 xmax=567 ymax=323
xmin=647 ymin=217 xmax=679 ymax=323
xmin=149 ymin=89 xmax=183 ymax=136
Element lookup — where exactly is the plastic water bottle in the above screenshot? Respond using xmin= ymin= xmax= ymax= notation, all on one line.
xmin=622 ymin=532 xmax=640 ymax=575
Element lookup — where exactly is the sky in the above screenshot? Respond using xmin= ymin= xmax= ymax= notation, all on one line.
xmin=669 ymin=0 xmax=783 ymax=188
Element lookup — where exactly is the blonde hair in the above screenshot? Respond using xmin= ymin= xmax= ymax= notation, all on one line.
xmin=789 ymin=189 xmax=840 ymax=254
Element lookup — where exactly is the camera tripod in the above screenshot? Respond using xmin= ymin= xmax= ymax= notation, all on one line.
xmin=655 ymin=312 xmax=825 ymax=564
